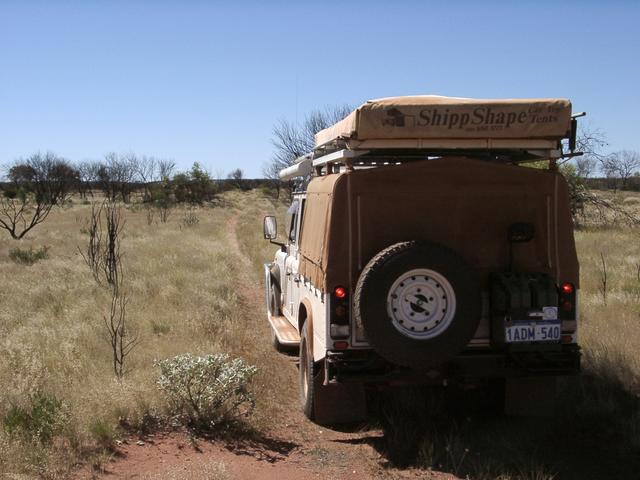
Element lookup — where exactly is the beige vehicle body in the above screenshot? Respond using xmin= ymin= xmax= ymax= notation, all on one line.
xmin=263 ymin=96 xmax=582 ymax=423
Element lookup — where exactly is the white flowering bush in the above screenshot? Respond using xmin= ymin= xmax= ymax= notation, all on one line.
xmin=155 ymin=353 xmax=257 ymax=428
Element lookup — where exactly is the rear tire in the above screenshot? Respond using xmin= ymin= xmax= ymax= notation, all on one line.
xmin=299 ymin=321 xmax=367 ymax=425
xmin=299 ymin=321 xmax=317 ymax=420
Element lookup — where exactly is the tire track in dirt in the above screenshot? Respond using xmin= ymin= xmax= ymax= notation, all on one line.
xmin=222 ymin=212 xmax=436 ymax=480
xmin=88 ymin=210 xmax=432 ymax=480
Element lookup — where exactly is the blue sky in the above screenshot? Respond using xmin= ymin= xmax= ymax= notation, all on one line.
xmin=1 ymin=1 xmax=639 ymax=177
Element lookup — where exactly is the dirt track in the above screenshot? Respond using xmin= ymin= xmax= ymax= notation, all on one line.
xmin=86 ymin=212 xmax=447 ymax=480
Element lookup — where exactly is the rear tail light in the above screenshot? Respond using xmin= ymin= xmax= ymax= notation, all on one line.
xmin=561 ymin=283 xmax=574 ymax=295
xmin=330 ymin=286 xmax=350 ymax=340
xmin=334 ymin=286 xmax=347 ymax=299
xmin=558 ymin=282 xmax=576 ymax=320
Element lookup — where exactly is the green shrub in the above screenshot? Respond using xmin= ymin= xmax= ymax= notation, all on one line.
xmin=9 ymin=246 xmax=49 ymax=265
xmin=155 ymin=353 xmax=257 ymax=429
xmin=3 ymin=392 xmax=65 ymax=443
xmin=172 ymin=163 xmax=216 ymax=204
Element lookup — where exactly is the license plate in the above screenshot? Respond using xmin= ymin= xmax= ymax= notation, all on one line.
xmin=505 ymin=321 xmax=561 ymax=343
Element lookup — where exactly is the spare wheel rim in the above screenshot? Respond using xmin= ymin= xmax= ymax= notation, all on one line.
xmin=386 ymin=268 xmax=457 ymax=340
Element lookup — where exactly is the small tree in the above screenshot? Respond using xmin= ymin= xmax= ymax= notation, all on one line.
xmin=0 ymin=152 xmax=78 ymax=239
xmin=104 ymin=290 xmax=139 ymax=379
xmin=172 ymin=163 xmax=215 ymax=204
xmin=134 ymin=155 xmax=157 ymax=203
xmin=76 ymin=160 xmax=99 ymax=198
xmin=227 ymin=168 xmax=244 ymax=189
xmin=564 ymin=124 xmax=606 ymax=180
xmin=80 ymin=199 xmax=138 ymax=379
xmin=575 ymin=156 xmax=597 ymax=179
xmin=157 ymin=159 xmax=176 ymax=180
xmin=152 ymin=178 xmax=173 ymax=223
xmin=80 ymin=201 xmax=124 ymax=290
xmin=96 ymin=153 xmax=137 ymax=202
xmin=267 ymin=105 xmax=352 ymax=197
xmin=602 ymin=150 xmax=640 ymax=190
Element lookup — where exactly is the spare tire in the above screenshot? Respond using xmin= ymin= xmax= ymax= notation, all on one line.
xmin=354 ymin=241 xmax=480 ymax=368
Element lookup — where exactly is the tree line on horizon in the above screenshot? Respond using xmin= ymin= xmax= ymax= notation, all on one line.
xmin=1 ymin=107 xmax=639 ymax=241
xmin=0 ymin=152 xmax=266 ymax=239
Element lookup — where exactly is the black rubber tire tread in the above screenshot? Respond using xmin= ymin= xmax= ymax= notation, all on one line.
xmin=353 ymin=241 xmax=480 ymax=369
xmin=268 ymin=281 xmax=281 ymax=316
xmin=299 ymin=321 xmax=317 ymax=420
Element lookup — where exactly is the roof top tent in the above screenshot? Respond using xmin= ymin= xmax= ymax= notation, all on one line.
xmin=279 ymin=95 xmax=584 ymax=181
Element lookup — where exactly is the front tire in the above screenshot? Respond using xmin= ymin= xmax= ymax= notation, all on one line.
xmin=268 ymin=281 xmax=281 ymax=316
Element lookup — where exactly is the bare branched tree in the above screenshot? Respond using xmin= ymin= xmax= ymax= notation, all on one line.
xmin=134 ymin=155 xmax=157 ymax=202
xmin=562 ymin=124 xmax=607 ymax=178
xmin=575 ymin=124 xmax=609 ymax=163
xmin=97 ymin=153 xmax=137 ymax=202
xmin=104 ymin=290 xmax=139 ymax=379
xmin=76 ymin=160 xmax=100 ymax=198
xmin=581 ymin=190 xmax=640 ymax=227
xmin=103 ymin=202 xmax=123 ymax=290
xmin=157 ymin=159 xmax=176 ymax=180
xmin=227 ymin=168 xmax=244 ymax=189
xmin=575 ymin=156 xmax=597 ymax=178
xmin=601 ymin=150 xmax=640 ymax=190
xmin=79 ymin=200 xmax=124 ymax=291
xmin=0 ymin=152 xmax=78 ymax=239
xmin=266 ymin=104 xmax=352 ymax=197
xmin=80 ymin=202 xmax=105 ymax=284
xmin=79 ymin=198 xmax=136 ymax=379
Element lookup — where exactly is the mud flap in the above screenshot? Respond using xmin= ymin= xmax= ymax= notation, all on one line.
xmin=312 ymin=373 xmax=367 ymax=425
xmin=505 ymin=376 xmax=557 ymax=416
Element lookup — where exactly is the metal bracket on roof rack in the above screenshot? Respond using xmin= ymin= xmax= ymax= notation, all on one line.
xmin=311 ymin=149 xmax=370 ymax=168
xmin=568 ymin=111 xmax=586 ymax=152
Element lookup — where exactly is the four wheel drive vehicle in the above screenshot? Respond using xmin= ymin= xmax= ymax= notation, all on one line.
xmin=263 ymin=96 xmax=583 ymax=424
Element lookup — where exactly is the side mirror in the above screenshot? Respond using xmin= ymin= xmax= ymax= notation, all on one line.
xmin=508 ymin=222 xmax=535 ymax=243
xmin=263 ymin=216 xmax=277 ymax=240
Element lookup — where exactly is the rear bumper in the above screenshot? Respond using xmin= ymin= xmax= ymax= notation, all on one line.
xmin=325 ymin=345 xmax=581 ymax=386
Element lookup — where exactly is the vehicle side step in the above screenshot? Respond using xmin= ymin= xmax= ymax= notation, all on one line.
xmin=268 ymin=314 xmax=300 ymax=345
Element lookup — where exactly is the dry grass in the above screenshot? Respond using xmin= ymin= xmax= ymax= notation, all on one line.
xmin=0 ymin=187 xmax=639 ymax=479
xmin=0 ymin=189 xmax=293 ymax=477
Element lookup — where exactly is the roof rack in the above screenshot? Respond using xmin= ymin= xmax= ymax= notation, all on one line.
xmin=278 ymin=96 xmax=586 ymax=180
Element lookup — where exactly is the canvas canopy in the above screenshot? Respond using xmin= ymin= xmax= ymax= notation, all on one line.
xmin=314 ymin=96 xmax=572 ymax=149
xmin=298 ymin=157 xmax=579 ymax=292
